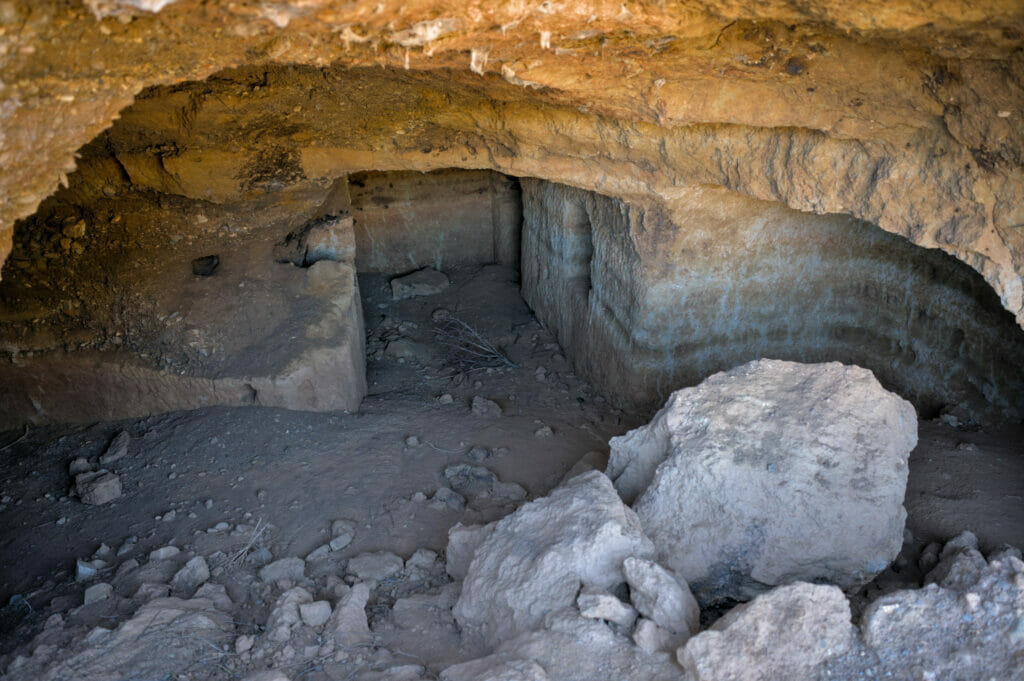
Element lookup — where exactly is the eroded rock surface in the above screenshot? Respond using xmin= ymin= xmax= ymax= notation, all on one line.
xmin=610 ymin=359 xmax=917 ymax=604
xmin=452 ymin=471 xmax=654 ymax=648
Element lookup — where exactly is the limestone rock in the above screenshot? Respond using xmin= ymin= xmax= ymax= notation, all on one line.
xmin=170 ymin=556 xmax=210 ymax=596
xmin=861 ymin=546 xmax=1024 ymax=681
xmin=263 ymin=587 xmax=313 ymax=643
xmin=453 ymin=471 xmax=655 ymax=648
xmin=75 ymin=471 xmax=122 ymax=505
xmin=68 ymin=457 xmax=92 ymax=476
xmin=471 ymin=396 xmax=502 ymax=418
xmin=259 ymin=557 xmax=306 ymax=584
xmin=328 ymin=581 xmax=372 ymax=646
xmin=299 ymin=600 xmax=332 ymax=628
xmin=479 ymin=609 xmax=685 ymax=681
xmin=347 ymin=551 xmax=403 ymax=582
xmin=632 ymin=617 xmax=686 ymax=654
xmin=444 ymin=464 xmax=526 ymax=506
xmin=391 ymin=268 xmax=449 ymax=300
xmin=614 ymin=360 xmax=916 ymax=603
xmin=576 ymin=586 xmax=637 ymax=630
xmin=441 ymin=656 xmax=551 ymax=681
xmin=83 ymin=582 xmax=113 ymax=604
xmin=446 ymin=522 xmax=496 ymax=580
xmin=678 ymin=583 xmax=856 ymax=681
xmin=622 ymin=557 xmax=699 ymax=639
xmin=98 ymin=431 xmax=130 ymax=465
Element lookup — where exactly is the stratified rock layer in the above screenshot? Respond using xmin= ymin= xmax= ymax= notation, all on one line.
xmin=2 ymin=1 xmax=1024 ymax=333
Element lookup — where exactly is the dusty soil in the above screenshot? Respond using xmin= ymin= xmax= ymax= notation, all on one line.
xmin=0 ymin=264 xmax=1020 ymax=663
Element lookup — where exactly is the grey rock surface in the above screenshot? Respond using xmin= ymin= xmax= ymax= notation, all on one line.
xmin=678 ymin=582 xmax=856 ymax=681
xmin=612 ymin=359 xmax=916 ymax=603
xmin=453 ymin=471 xmax=654 ymax=648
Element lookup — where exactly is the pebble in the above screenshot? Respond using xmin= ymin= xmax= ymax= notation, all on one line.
xmin=235 ymin=634 xmax=255 ymax=653
xmin=534 ymin=425 xmax=554 ymax=438
xmin=471 ymin=396 xmax=502 ymax=418
xmin=68 ymin=457 xmax=92 ymax=476
xmin=149 ymin=545 xmax=180 ymax=562
xmin=437 ymin=393 xmax=454 ymax=404
xmin=75 ymin=559 xmax=98 ymax=582
xmin=299 ymin=600 xmax=332 ymax=627
xmin=405 ymin=435 xmax=420 ymax=447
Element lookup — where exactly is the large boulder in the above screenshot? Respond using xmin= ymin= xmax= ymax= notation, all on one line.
xmin=678 ymin=583 xmax=856 ymax=681
xmin=608 ymin=359 xmax=917 ymax=604
xmin=452 ymin=471 xmax=655 ymax=648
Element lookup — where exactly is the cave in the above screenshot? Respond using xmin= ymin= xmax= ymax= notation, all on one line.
xmin=1 ymin=3 xmax=1023 ymax=680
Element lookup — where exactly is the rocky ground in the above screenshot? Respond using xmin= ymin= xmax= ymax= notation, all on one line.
xmin=0 ymin=265 xmax=1021 ymax=680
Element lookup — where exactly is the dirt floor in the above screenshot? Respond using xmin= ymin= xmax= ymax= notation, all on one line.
xmin=0 ymin=264 xmax=1021 ymax=667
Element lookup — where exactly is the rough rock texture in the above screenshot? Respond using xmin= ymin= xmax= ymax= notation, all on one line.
xmin=611 ymin=359 xmax=917 ymax=604
xmin=2 ymin=1 xmax=1024 ymax=335
xmin=521 ymin=180 xmax=1024 ymax=420
xmin=678 ymin=583 xmax=856 ymax=681
xmin=3 ymin=596 xmax=234 ymax=681
xmin=0 ymin=203 xmax=367 ymax=427
xmin=452 ymin=471 xmax=655 ymax=648
xmin=351 ymin=170 xmax=521 ymax=273
xmin=622 ymin=557 xmax=699 ymax=640
xmin=861 ymin=546 xmax=1024 ymax=681
xmin=457 ymin=609 xmax=686 ymax=681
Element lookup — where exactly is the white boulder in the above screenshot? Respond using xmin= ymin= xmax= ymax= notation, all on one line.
xmin=678 ymin=582 xmax=855 ymax=681
xmin=452 ymin=471 xmax=655 ymax=648
xmin=611 ymin=359 xmax=916 ymax=603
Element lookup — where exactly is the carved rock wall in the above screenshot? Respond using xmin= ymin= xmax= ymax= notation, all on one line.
xmin=1 ymin=1 xmax=1023 ymax=328
xmin=520 ymin=179 xmax=1024 ymax=420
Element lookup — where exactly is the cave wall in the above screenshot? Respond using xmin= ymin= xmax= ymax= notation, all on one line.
xmin=349 ymin=169 xmax=521 ymax=274
xmin=2 ymin=2 xmax=1024 ymax=332
xmin=521 ymin=179 xmax=1024 ymax=421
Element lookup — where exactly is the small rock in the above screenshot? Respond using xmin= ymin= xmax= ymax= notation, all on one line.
xmin=171 ymin=556 xmax=210 ymax=595
xmin=577 ymin=586 xmax=638 ymax=629
xmin=235 ymin=634 xmax=255 ymax=653
xmin=68 ymin=457 xmax=92 ymax=476
xmin=259 ymin=557 xmax=307 ymax=583
xmin=471 ymin=396 xmax=502 ymax=418
xmin=162 ymin=509 xmax=176 ymax=522
xmin=307 ymin=544 xmax=330 ymax=560
xmin=328 ymin=582 xmax=372 ymax=646
xmin=411 ymin=491 xmax=428 ymax=502
xmin=300 ymin=600 xmax=332 ymax=627
xmin=467 ymin=446 xmax=492 ymax=462
xmin=76 ymin=559 xmax=98 ymax=581
xmin=437 ymin=393 xmax=454 ymax=405
xmin=623 ymin=557 xmax=699 ymax=638
xmin=98 ymin=431 xmax=130 ymax=465
xmin=133 ymin=582 xmax=170 ymax=602
xmin=83 ymin=582 xmax=112 ymax=605
xmin=348 ymin=551 xmax=404 ymax=582
xmin=633 ymin=617 xmax=685 ymax=653
xmin=533 ymin=426 xmax=553 ymax=438
xmin=405 ymin=435 xmax=421 ymax=447
xmin=391 ymin=268 xmax=450 ymax=299
xmin=431 ymin=486 xmax=467 ymax=511
xmin=75 ymin=471 xmax=122 ymax=505
xmin=148 ymin=545 xmax=180 ymax=562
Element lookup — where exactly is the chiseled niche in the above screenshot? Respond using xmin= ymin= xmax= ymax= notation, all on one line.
xmin=521 ymin=180 xmax=1024 ymax=423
